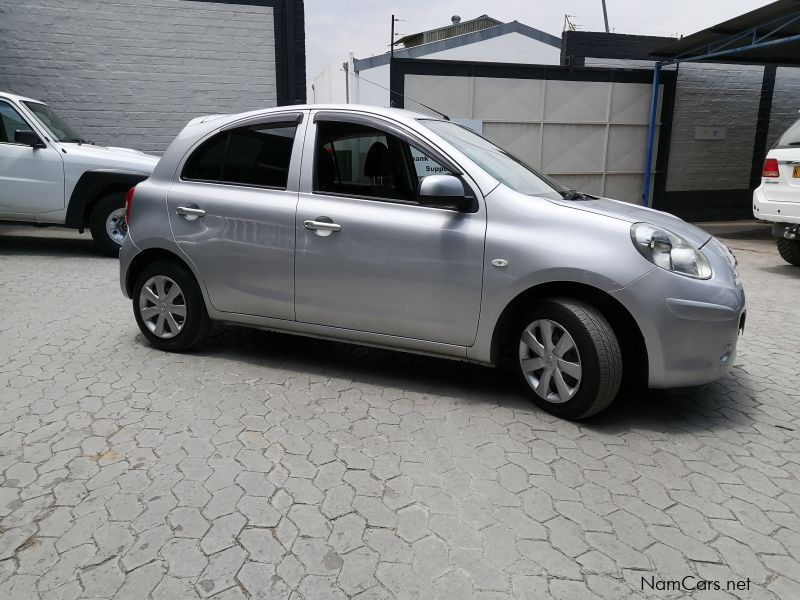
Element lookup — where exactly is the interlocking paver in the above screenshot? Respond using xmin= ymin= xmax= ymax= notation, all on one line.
xmin=195 ymin=545 xmax=245 ymax=597
xmin=239 ymin=528 xmax=284 ymax=563
xmin=0 ymin=226 xmax=798 ymax=598
xmin=338 ymin=546 xmax=379 ymax=596
xmin=200 ymin=512 xmax=246 ymax=555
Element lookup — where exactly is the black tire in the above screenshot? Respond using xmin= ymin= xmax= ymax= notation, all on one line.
xmin=89 ymin=191 xmax=127 ymax=256
xmin=777 ymin=238 xmax=800 ymax=266
xmin=514 ymin=298 xmax=622 ymax=420
xmin=132 ymin=260 xmax=210 ymax=352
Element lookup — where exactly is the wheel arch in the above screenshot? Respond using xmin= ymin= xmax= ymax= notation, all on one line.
xmin=125 ymin=247 xmax=195 ymax=298
xmin=65 ymin=170 xmax=150 ymax=228
xmin=490 ymin=281 xmax=648 ymax=385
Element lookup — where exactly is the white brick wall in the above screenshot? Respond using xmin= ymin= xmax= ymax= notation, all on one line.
xmin=0 ymin=0 xmax=278 ymax=153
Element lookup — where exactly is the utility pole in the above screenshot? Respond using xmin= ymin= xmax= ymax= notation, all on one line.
xmin=342 ymin=61 xmax=350 ymax=103
xmin=391 ymin=14 xmax=396 ymax=59
xmin=389 ymin=14 xmax=398 ymax=106
xmin=601 ymin=0 xmax=610 ymax=33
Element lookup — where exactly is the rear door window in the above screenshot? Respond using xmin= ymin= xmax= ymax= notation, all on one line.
xmin=222 ymin=125 xmax=297 ymax=188
xmin=182 ymin=132 xmax=228 ymax=182
xmin=182 ymin=122 xmax=298 ymax=189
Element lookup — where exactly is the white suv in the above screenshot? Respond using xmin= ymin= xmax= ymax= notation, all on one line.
xmin=753 ymin=117 xmax=800 ymax=265
xmin=0 ymin=91 xmax=159 ymax=254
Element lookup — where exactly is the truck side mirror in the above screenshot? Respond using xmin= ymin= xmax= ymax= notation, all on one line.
xmin=15 ymin=129 xmax=46 ymax=149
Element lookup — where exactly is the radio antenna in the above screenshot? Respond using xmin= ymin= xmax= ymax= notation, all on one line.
xmin=343 ymin=69 xmax=450 ymax=120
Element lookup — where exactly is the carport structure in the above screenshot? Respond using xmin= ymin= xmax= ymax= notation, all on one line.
xmin=643 ymin=0 xmax=800 ymax=206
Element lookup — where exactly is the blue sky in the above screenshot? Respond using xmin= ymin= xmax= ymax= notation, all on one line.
xmin=304 ymin=0 xmax=774 ymax=78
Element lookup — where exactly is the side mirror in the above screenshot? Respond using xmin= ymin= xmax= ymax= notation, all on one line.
xmin=418 ymin=175 xmax=473 ymax=212
xmin=15 ymin=129 xmax=46 ymax=149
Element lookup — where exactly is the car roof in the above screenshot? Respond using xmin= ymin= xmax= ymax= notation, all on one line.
xmin=201 ymin=104 xmax=437 ymax=129
xmin=0 ymin=91 xmax=43 ymax=104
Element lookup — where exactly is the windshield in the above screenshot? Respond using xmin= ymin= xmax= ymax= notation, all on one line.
xmin=776 ymin=118 xmax=800 ymax=148
xmin=22 ymin=101 xmax=83 ymax=142
xmin=421 ymin=119 xmax=568 ymax=198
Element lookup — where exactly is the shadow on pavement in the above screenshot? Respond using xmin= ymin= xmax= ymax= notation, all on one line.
xmin=0 ymin=229 xmax=103 ymax=258
xmin=150 ymin=323 xmax=752 ymax=431
xmin=192 ymin=324 xmax=531 ymax=410
xmin=759 ymin=264 xmax=800 ymax=278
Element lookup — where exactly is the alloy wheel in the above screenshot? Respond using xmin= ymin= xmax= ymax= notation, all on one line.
xmin=138 ymin=275 xmax=186 ymax=339
xmin=519 ymin=318 xmax=582 ymax=403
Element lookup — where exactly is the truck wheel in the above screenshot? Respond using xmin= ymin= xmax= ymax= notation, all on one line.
xmin=132 ymin=260 xmax=210 ymax=352
xmin=515 ymin=298 xmax=622 ymax=420
xmin=777 ymin=238 xmax=800 ymax=266
xmin=89 ymin=191 xmax=127 ymax=256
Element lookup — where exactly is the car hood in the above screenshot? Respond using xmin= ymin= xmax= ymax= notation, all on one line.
xmin=61 ymin=142 xmax=160 ymax=172
xmin=548 ymin=196 xmax=712 ymax=248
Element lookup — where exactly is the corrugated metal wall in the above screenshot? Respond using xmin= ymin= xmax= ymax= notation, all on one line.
xmin=405 ymin=74 xmax=663 ymax=203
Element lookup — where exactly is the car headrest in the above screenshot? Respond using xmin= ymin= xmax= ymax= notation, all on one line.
xmin=364 ymin=141 xmax=391 ymax=177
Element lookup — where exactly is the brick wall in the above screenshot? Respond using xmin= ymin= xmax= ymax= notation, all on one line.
xmin=767 ymin=66 xmax=800 ymax=147
xmin=587 ymin=58 xmax=772 ymax=193
xmin=664 ymin=63 xmax=763 ymax=192
xmin=0 ymin=0 xmax=280 ymax=154
xmin=578 ymin=35 xmax=800 ymax=219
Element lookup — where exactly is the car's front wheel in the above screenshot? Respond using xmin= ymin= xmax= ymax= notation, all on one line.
xmin=132 ymin=260 xmax=210 ymax=351
xmin=515 ymin=298 xmax=622 ymax=419
xmin=777 ymin=237 xmax=800 ymax=266
xmin=89 ymin=191 xmax=127 ymax=256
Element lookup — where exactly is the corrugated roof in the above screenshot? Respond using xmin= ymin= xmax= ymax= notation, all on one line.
xmin=394 ymin=15 xmax=502 ymax=48
xmin=353 ymin=21 xmax=561 ymax=72
xmin=651 ymin=0 xmax=800 ymax=65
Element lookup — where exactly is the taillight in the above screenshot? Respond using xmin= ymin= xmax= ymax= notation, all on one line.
xmin=124 ymin=187 xmax=135 ymax=223
xmin=762 ymin=158 xmax=780 ymax=178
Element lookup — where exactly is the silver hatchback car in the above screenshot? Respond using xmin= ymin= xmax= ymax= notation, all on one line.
xmin=120 ymin=105 xmax=745 ymax=419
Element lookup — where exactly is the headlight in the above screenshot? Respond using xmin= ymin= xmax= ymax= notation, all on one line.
xmin=630 ymin=223 xmax=712 ymax=279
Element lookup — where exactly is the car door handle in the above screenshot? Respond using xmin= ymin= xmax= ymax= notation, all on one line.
xmin=304 ymin=220 xmax=341 ymax=232
xmin=176 ymin=206 xmax=206 ymax=220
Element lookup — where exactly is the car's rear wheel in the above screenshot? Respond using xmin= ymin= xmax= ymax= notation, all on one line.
xmin=89 ymin=191 xmax=127 ymax=256
xmin=515 ymin=298 xmax=622 ymax=419
xmin=777 ymin=237 xmax=800 ymax=266
xmin=132 ymin=260 xmax=210 ymax=351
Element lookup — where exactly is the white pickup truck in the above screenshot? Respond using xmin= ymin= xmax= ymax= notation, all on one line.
xmin=754 ymin=116 xmax=800 ymax=266
xmin=0 ymin=91 xmax=159 ymax=255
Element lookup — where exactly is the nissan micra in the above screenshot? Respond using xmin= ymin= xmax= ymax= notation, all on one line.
xmin=120 ymin=105 xmax=745 ymax=419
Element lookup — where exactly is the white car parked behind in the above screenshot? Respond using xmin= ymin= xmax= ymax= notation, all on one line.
xmin=0 ymin=91 xmax=159 ymax=254
xmin=754 ymin=117 xmax=800 ymax=265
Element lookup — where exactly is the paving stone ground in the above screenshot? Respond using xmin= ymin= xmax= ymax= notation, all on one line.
xmin=0 ymin=224 xmax=798 ymax=600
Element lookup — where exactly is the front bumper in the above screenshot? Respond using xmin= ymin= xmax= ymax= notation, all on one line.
xmin=753 ymin=185 xmax=800 ymax=225
xmin=611 ymin=262 xmax=745 ymax=389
